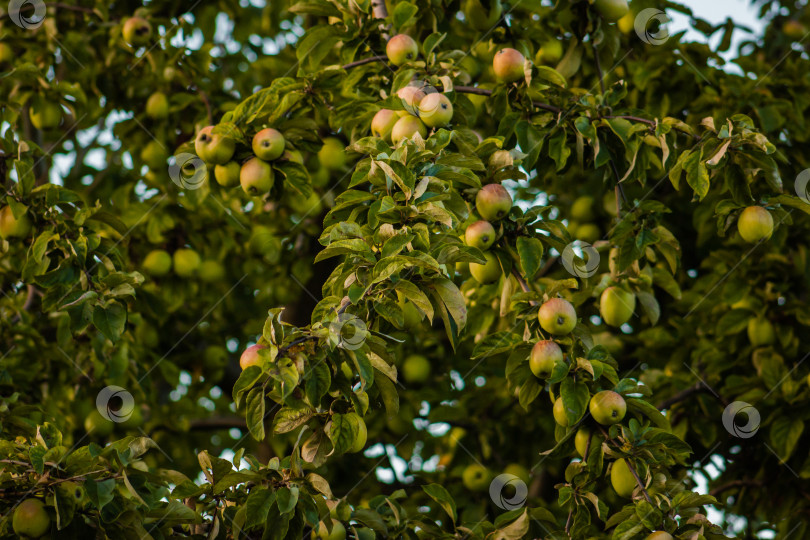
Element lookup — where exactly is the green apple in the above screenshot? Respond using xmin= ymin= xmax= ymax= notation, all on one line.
xmin=13 ymin=499 xmax=50 ymax=538
xmin=737 ymin=206 xmax=773 ymax=243
xmin=589 ymin=390 xmax=626 ymax=425
xmin=317 ymin=519 xmax=347 ymax=540
xmin=462 ymin=463 xmax=492 ymax=492
xmin=84 ymin=410 xmax=113 ymax=437
xmin=603 ymin=190 xmax=618 ymax=216
xmin=386 ymin=34 xmax=418 ymax=66
xmin=396 ymin=291 xmax=423 ymax=329
xmin=347 ymin=413 xmax=368 ymax=453
xmin=30 ymin=99 xmax=62 ymax=130
xmin=248 ymin=225 xmax=280 ymax=256
xmin=600 ymin=287 xmax=636 ymax=327
xmin=552 ymin=397 xmax=569 ymax=427
xmin=747 ymin=317 xmax=775 ymax=346
xmin=594 ymin=0 xmax=629 ymax=22
xmin=146 ymin=92 xmax=169 ymax=119
xmin=462 ymin=0 xmax=502 ymax=31
xmin=470 ymin=252 xmax=501 ymax=284
xmin=195 ymin=126 xmax=236 ymax=165
xmin=610 ymin=458 xmax=636 ymax=498
xmin=418 ymin=93 xmax=453 ymax=128
xmin=571 ymin=196 xmax=595 ymax=221
xmin=0 ymin=206 xmax=32 ymax=239
xmin=475 ymin=184 xmax=512 ymax=221
xmin=591 ymin=331 xmax=624 ymax=355
xmin=529 ymin=340 xmax=563 ymax=378
xmin=538 ymin=298 xmax=577 ymax=335
xmin=287 ymin=191 xmax=324 ymax=217
xmin=535 ymin=39 xmax=563 ymax=64
xmin=143 ymin=249 xmax=172 ymax=276
xmin=391 ymin=116 xmax=427 ymax=144
xmin=172 ymin=248 xmax=201 ymax=278
xmin=240 ymin=344 xmax=265 ymax=370
xmin=0 ymin=43 xmax=13 ymax=64
xmin=645 ymin=532 xmax=674 ymax=540
xmin=396 ymin=85 xmax=426 ymax=116
xmin=503 ymin=463 xmax=530 ymax=485
xmin=252 ymin=128 xmax=285 ymax=161
xmin=141 ymin=140 xmax=168 ymax=169
xmin=240 ymin=157 xmax=274 ymax=195
xmin=214 ymin=161 xmax=241 ymax=187
xmin=198 ymin=260 xmax=225 ymax=282
xmin=122 ymin=16 xmax=152 ymax=45
xmin=402 ymin=354 xmax=431 ymax=383
xmin=465 ymin=220 xmax=496 ymax=250
xmin=617 ymin=11 xmax=635 ymax=33
xmin=204 ymin=345 xmax=229 ymax=370
xmin=318 ymin=137 xmax=347 ymax=170
xmin=493 ymin=48 xmax=525 ymax=83
xmin=371 ymin=109 xmax=399 ymax=142
xmin=574 ymin=427 xmax=598 ymax=458
xmin=576 ymin=223 xmax=600 ymax=244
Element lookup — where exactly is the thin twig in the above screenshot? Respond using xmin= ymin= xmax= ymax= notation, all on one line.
xmin=657 ymin=381 xmax=726 ymax=410
xmin=341 ymin=55 xmax=387 ymax=70
xmin=623 ymin=457 xmax=653 ymax=503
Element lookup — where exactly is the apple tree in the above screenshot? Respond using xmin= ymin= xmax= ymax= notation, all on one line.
xmin=0 ymin=0 xmax=809 ymax=538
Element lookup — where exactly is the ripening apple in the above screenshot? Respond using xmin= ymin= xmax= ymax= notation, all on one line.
xmin=13 ymin=499 xmax=50 ymax=539
xmin=535 ymin=39 xmax=563 ymax=64
xmin=122 ymin=16 xmax=153 ymax=45
xmin=172 ymin=248 xmax=201 ymax=278
xmin=594 ymin=0 xmax=629 ymax=23
xmin=529 ymin=340 xmax=563 ymax=379
xmin=503 ymin=463 xmax=531 ymax=485
xmin=571 ymin=196 xmax=595 ymax=221
xmin=30 ymin=99 xmax=62 ymax=130
xmin=600 ymin=287 xmax=636 ymax=327
xmin=589 ymin=390 xmax=626 ymax=425
xmin=195 ymin=126 xmax=236 ymax=165
xmin=737 ymin=206 xmax=773 ymax=243
xmin=371 ymin=109 xmax=399 ymax=142
xmin=610 ymin=458 xmax=636 ymax=498
xmin=552 ymin=397 xmax=569 ymax=427
xmin=252 ymin=128 xmax=286 ymax=161
xmin=140 ymin=140 xmax=168 ymax=169
xmin=475 ymin=184 xmax=512 ymax=221
xmin=198 ymin=260 xmax=225 ymax=283
xmin=214 ymin=161 xmax=241 ymax=187
xmin=240 ymin=344 xmax=265 ymax=370
xmin=465 ymin=220 xmax=496 ymax=250
xmin=396 ymin=85 xmax=426 ymax=116
xmin=318 ymin=137 xmax=347 ymax=170
xmin=386 ymin=34 xmax=419 ymax=66
xmin=645 ymin=532 xmax=674 ymax=540
xmin=470 ymin=252 xmax=501 ymax=284
xmin=240 ymin=157 xmax=274 ymax=195
xmin=391 ymin=116 xmax=427 ymax=144
xmin=0 ymin=206 xmax=32 ymax=239
xmin=747 ymin=316 xmax=775 ymax=346
xmin=347 ymin=412 xmax=368 ymax=453
xmin=538 ymin=298 xmax=577 ymax=335
xmin=462 ymin=463 xmax=492 ymax=492
xmin=402 ymin=354 xmax=431 ymax=383
xmin=146 ymin=91 xmax=169 ymax=119
xmin=317 ymin=519 xmax=347 ymax=540
xmin=418 ymin=93 xmax=453 ymax=128
xmin=143 ymin=249 xmax=172 ymax=277
xmin=493 ymin=48 xmax=525 ymax=83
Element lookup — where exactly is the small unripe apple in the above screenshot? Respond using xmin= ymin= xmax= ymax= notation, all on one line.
xmin=346 ymin=412 xmax=368 ymax=453
xmin=594 ymin=0 xmax=629 ymax=22
xmin=198 ymin=260 xmax=225 ymax=282
xmin=503 ymin=463 xmax=530 ymax=485
xmin=493 ymin=48 xmax=525 ymax=83
xmin=123 ymin=16 xmax=153 ymax=45
xmin=475 ymin=184 xmax=512 ymax=221
xmin=143 ymin=249 xmax=172 ymax=276
xmin=172 ymin=248 xmax=201 ymax=278
xmin=465 ymin=220 xmax=496 ymax=250
xmin=240 ymin=344 xmax=265 ymax=370
xmin=30 ymin=99 xmax=62 ymax=130
xmin=402 ymin=354 xmax=431 ymax=383
xmin=737 ymin=206 xmax=773 ymax=243
xmin=391 ymin=116 xmax=427 ymax=144
xmin=317 ymin=519 xmax=347 ymax=540
xmin=470 ymin=252 xmax=501 ymax=284
xmin=576 ymin=223 xmax=600 ymax=244
xmin=141 ymin=140 xmax=168 ymax=169
xmin=195 ymin=126 xmax=236 ymax=165
xmin=600 ymin=287 xmax=636 ymax=327
xmin=418 ymin=93 xmax=453 ymax=128
xmin=462 ymin=463 xmax=492 ymax=492
xmin=747 ymin=317 xmax=775 ymax=346
xmin=240 ymin=157 xmax=274 ymax=195
xmin=538 ymin=298 xmax=577 ymax=335
xmin=146 ymin=92 xmax=169 ymax=119
xmin=0 ymin=43 xmax=13 ymax=64
xmin=252 ymin=128 xmax=285 ymax=161
xmin=529 ymin=340 xmax=563 ymax=378
xmin=571 ymin=196 xmax=595 ymax=221
xmin=386 ymin=34 xmax=418 ymax=66
xmin=13 ymin=499 xmax=50 ymax=538
xmin=396 ymin=85 xmax=426 ymax=116
xmin=535 ymin=39 xmax=563 ymax=64
xmin=318 ymin=137 xmax=347 ymax=170
xmin=287 ymin=191 xmax=324 ymax=217
xmin=610 ymin=458 xmax=636 ymax=498
xmin=371 ymin=109 xmax=399 ymax=142
xmin=574 ymin=427 xmax=597 ymax=457
xmin=214 ymin=161 xmax=241 ymax=187
xmin=552 ymin=397 xmax=569 ymax=426
xmin=645 ymin=532 xmax=674 ymax=540
xmin=617 ymin=11 xmax=635 ymax=33
xmin=84 ymin=410 xmax=113 ymax=437
xmin=0 ymin=206 xmax=32 ymax=239
xmin=589 ymin=390 xmax=626 ymax=425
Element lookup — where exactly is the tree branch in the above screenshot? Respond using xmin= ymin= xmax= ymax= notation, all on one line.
xmin=623 ymin=458 xmax=653 ymax=504
xmin=189 ymin=416 xmax=247 ymax=430
xmin=341 ymin=55 xmax=388 ymax=70
xmin=656 ymin=381 xmax=726 ymax=410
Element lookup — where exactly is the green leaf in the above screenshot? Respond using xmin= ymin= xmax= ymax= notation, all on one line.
xmin=516 ymin=236 xmax=544 ymax=280
xmin=276 ymin=486 xmax=299 ymax=514
xmin=392 ymin=2 xmax=419 ymax=31
xmin=770 ymin=416 xmax=803 ymax=462
xmin=326 ymin=413 xmax=358 ymax=455
xmin=92 ymin=301 xmax=126 ymax=342
xmin=422 ymin=484 xmax=457 ymax=523
xmin=245 ymin=388 xmax=266 ymax=441
xmin=273 ymin=407 xmax=314 ymax=434
xmin=684 ymin=148 xmax=710 ymax=200
xmin=560 ymin=378 xmax=590 ymax=426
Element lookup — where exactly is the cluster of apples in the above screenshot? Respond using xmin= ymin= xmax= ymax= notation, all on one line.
xmin=463 ymin=184 xmax=514 ymax=283
xmin=141 ymin=247 xmax=224 ymax=282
